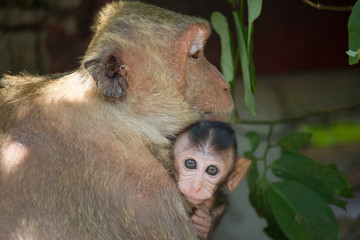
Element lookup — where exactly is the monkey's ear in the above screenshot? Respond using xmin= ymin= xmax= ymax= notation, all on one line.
xmin=84 ymin=55 xmax=129 ymax=97
xmin=227 ymin=157 xmax=251 ymax=192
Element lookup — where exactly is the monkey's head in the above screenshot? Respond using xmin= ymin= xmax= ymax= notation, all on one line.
xmin=82 ymin=1 xmax=233 ymax=131
xmin=173 ymin=121 xmax=250 ymax=206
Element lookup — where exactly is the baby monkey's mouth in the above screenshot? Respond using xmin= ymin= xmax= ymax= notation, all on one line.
xmin=184 ymin=195 xmax=205 ymax=205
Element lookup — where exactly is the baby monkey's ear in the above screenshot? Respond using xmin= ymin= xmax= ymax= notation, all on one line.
xmin=227 ymin=157 xmax=251 ymax=192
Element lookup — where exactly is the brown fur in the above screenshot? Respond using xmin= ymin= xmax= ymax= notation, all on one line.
xmin=0 ymin=1 xmax=232 ymax=239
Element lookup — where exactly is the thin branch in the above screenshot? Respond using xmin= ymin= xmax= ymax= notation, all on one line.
xmin=261 ymin=124 xmax=274 ymax=178
xmin=284 ymin=90 xmax=308 ymax=112
xmin=303 ymin=0 xmax=353 ymax=11
xmin=236 ymin=103 xmax=360 ymax=125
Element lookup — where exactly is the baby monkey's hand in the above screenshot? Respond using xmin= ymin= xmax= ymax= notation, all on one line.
xmin=190 ymin=206 xmax=214 ymax=240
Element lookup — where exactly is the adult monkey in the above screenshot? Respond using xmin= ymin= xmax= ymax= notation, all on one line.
xmin=0 ymin=1 xmax=232 ymax=239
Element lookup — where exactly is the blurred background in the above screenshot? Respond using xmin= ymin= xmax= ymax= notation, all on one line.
xmin=1 ymin=0 xmax=359 ymax=239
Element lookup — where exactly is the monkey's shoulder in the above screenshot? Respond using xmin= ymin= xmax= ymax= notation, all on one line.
xmin=2 ymin=70 xmax=76 ymax=85
xmin=0 ymin=71 xmax=77 ymax=97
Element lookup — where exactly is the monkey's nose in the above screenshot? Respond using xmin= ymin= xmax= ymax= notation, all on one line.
xmin=190 ymin=176 xmax=204 ymax=193
xmin=222 ymin=81 xmax=230 ymax=92
xmin=191 ymin=181 xmax=203 ymax=193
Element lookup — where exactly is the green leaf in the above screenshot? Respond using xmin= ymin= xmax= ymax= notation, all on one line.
xmin=276 ymin=132 xmax=312 ymax=152
xmin=233 ymin=11 xmax=256 ymax=116
xmin=248 ymin=177 xmax=288 ymax=239
xmin=247 ymin=0 xmax=262 ymax=92
xmin=348 ymin=0 xmax=360 ymax=65
xmin=246 ymin=155 xmax=258 ymax=190
xmin=247 ymin=0 xmax=262 ymax=60
xmin=245 ymin=131 xmax=261 ymax=153
xmin=248 ymin=41 xmax=257 ymax=93
xmin=247 ymin=0 xmax=262 ymax=41
xmin=263 ymin=224 xmax=288 ymax=240
xmin=244 ymin=151 xmax=258 ymax=191
xmin=271 ymin=153 xmax=354 ymax=209
xmin=244 ymin=151 xmax=256 ymax=161
xmin=268 ymin=181 xmax=338 ymax=240
xmin=248 ymin=177 xmax=270 ymax=218
xmin=211 ymin=12 xmax=235 ymax=83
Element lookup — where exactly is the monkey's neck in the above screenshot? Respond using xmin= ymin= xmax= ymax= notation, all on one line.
xmin=147 ymin=142 xmax=176 ymax=176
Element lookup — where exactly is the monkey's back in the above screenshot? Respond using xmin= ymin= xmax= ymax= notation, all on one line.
xmin=0 ymin=72 xmax=196 ymax=239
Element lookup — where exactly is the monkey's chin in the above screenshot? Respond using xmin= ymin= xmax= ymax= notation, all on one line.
xmin=202 ymin=112 xmax=230 ymax=122
xmin=184 ymin=196 xmax=204 ymax=205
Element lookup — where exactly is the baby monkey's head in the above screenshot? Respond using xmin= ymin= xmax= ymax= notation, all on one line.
xmin=173 ymin=121 xmax=247 ymax=205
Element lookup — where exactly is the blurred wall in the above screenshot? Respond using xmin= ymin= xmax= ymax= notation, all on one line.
xmin=0 ymin=0 xmax=96 ymax=74
xmin=1 ymin=0 xmax=359 ymax=239
xmin=1 ymin=0 xmax=356 ymax=76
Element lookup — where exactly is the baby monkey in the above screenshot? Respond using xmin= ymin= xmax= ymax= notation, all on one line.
xmin=173 ymin=121 xmax=251 ymax=239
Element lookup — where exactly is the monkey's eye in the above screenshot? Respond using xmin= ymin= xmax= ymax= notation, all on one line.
xmin=206 ymin=165 xmax=218 ymax=176
xmin=191 ymin=51 xmax=200 ymax=60
xmin=184 ymin=159 xmax=197 ymax=169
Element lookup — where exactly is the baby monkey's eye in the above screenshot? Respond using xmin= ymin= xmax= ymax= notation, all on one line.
xmin=184 ymin=159 xmax=197 ymax=169
xmin=206 ymin=165 xmax=218 ymax=176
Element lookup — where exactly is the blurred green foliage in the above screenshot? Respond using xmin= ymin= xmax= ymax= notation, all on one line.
xmin=211 ymin=1 xmax=359 ymax=239
xmin=302 ymin=122 xmax=360 ymax=147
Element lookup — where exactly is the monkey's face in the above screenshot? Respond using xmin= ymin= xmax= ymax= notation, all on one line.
xmin=173 ymin=24 xmax=234 ymax=122
xmin=173 ymin=133 xmax=233 ymax=205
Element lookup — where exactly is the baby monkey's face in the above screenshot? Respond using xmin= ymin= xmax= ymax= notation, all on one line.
xmin=173 ymin=133 xmax=234 ymax=205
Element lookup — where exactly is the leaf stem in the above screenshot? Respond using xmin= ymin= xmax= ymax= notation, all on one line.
xmin=261 ymin=123 xmax=274 ymax=178
xmin=302 ymin=0 xmax=353 ymax=11
xmin=235 ymin=103 xmax=360 ymax=125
